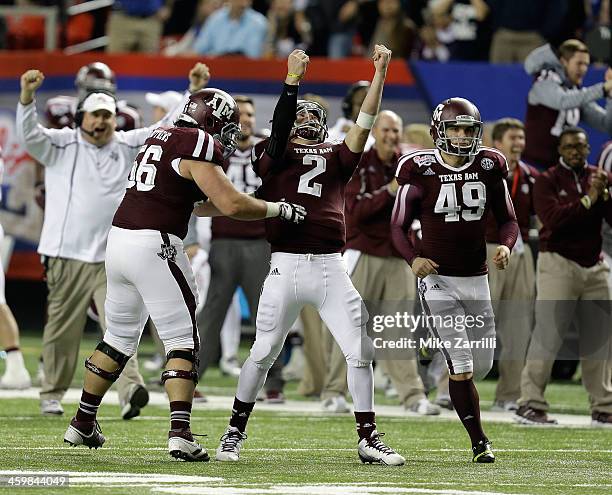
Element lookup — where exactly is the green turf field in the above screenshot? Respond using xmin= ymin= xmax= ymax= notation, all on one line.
xmin=0 ymin=334 xmax=610 ymax=495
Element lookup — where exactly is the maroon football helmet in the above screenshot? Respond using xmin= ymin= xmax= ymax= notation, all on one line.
xmin=75 ymin=62 xmax=116 ymax=99
xmin=115 ymin=100 xmax=143 ymax=132
xmin=175 ymin=88 xmax=240 ymax=158
xmin=45 ymin=95 xmax=76 ymax=129
xmin=291 ymin=100 xmax=328 ymax=143
xmin=430 ymin=97 xmax=482 ymax=156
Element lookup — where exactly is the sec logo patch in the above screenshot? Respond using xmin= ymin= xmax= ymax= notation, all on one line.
xmin=481 ymin=158 xmax=494 ymax=170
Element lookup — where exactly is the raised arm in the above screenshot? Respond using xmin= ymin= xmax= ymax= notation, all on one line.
xmin=16 ymin=70 xmax=67 ymax=166
xmin=344 ymin=45 xmax=391 ymax=153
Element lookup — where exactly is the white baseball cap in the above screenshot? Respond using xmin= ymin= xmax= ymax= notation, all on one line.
xmin=82 ymin=92 xmax=116 ymax=114
xmin=145 ymin=91 xmax=183 ymax=112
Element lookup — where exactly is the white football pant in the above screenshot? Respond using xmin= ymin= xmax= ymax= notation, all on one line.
xmin=104 ymin=227 xmax=199 ymax=356
xmin=418 ymin=274 xmax=495 ymax=379
xmin=236 ymin=252 xmax=375 ymax=410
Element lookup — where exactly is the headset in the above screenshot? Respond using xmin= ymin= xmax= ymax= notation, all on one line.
xmin=74 ymin=89 xmax=117 ymax=129
xmin=341 ymin=80 xmax=370 ymax=119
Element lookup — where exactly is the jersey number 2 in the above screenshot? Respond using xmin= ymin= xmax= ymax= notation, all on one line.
xmin=434 ymin=181 xmax=486 ymax=222
xmin=128 ymin=144 xmax=161 ymax=191
xmin=297 ymin=154 xmax=326 ymax=197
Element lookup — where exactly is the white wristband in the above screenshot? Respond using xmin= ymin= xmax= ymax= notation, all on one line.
xmin=356 ymin=111 xmax=376 ymax=130
xmin=265 ymin=201 xmax=280 ymax=218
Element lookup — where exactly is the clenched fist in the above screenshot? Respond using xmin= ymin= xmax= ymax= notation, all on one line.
xmin=189 ymin=63 xmax=211 ymax=93
xmin=372 ymin=44 xmax=392 ymax=73
xmin=286 ymin=49 xmax=309 ymax=85
xmin=20 ymin=70 xmax=44 ymax=105
xmin=492 ymin=245 xmax=510 ymax=270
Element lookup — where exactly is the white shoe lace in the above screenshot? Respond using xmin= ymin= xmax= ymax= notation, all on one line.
xmin=367 ymin=432 xmax=395 ymax=455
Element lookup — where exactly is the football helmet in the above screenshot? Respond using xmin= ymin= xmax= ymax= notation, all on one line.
xmin=75 ymin=62 xmax=116 ymax=99
xmin=45 ymin=95 xmax=76 ymax=129
xmin=291 ymin=100 xmax=328 ymax=143
xmin=115 ymin=101 xmax=143 ymax=132
xmin=430 ymin=97 xmax=482 ymax=156
xmin=175 ymin=88 xmax=241 ymax=158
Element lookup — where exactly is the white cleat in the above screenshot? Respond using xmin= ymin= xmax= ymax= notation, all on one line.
xmin=358 ymin=430 xmax=405 ymax=466
xmin=219 ymin=356 xmax=242 ymax=377
xmin=64 ymin=419 xmax=105 ymax=449
xmin=0 ymin=368 xmax=32 ymax=390
xmin=321 ymin=395 xmax=350 ymax=413
xmin=168 ymin=435 xmax=209 ymax=462
xmin=215 ymin=426 xmax=247 ymax=462
xmin=406 ymin=398 xmax=441 ymax=416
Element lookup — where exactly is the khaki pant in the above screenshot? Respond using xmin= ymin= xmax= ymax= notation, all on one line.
xmin=519 ymin=252 xmax=612 ymax=413
xmin=489 ymin=29 xmax=545 ymax=63
xmin=107 ymin=11 xmax=162 ymax=53
xmin=486 ymin=243 xmax=535 ymax=402
xmin=40 ymin=258 xmax=144 ymax=403
xmin=321 ymin=253 xmax=427 ymax=407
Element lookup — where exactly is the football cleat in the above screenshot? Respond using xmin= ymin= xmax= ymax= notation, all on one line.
xmin=514 ymin=405 xmax=557 ymax=425
xmin=64 ymin=418 xmax=105 ymax=449
xmin=406 ymin=398 xmax=441 ymax=416
xmin=0 ymin=367 xmax=32 ymax=390
xmin=472 ymin=439 xmax=495 ymax=463
xmin=321 ymin=395 xmax=350 ymax=413
xmin=168 ymin=434 xmax=209 ymax=462
xmin=357 ymin=430 xmax=405 ymax=466
xmin=121 ymin=384 xmax=149 ymax=420
xmin=215 ymin=426 xmax=247 ymax=462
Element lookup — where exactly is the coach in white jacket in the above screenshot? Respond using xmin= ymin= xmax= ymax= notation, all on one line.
xmin=17 ymin=65 xmax=208 ymax=417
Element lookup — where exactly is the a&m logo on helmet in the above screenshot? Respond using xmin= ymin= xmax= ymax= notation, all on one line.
xmin=206 ymin=93 xmax=235 ymax=120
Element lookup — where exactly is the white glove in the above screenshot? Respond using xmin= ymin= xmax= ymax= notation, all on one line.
xmin=278 ymin=202 xmax=307 ymax=224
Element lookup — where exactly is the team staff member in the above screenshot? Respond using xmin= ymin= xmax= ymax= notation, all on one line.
xmin=516 ymin=127 xmax=612 ymax=426
xmin=321 ymin=110 xmax=439 ymax=416
xmin=485 ymin=118 xmax=538 ymax=412
xmin=16 ymin=64 xmax=208 ymax=418
xmin=523 ymin=39 xmax=612 ymax=170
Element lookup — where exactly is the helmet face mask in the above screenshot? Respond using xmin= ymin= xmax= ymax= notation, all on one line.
xmin=291 ymin=100 xmax=328 ymax=143
xmin=431 ymin=98 xmax=483 ymax=157
xmin=175 ymin=88 xmax=241 ymax=159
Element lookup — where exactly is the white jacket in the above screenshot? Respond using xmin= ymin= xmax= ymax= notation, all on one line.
xmin=16 ymin=98 xmax=185 ymax=263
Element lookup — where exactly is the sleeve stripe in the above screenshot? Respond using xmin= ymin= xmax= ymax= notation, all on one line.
xmin=193 ymin=129 xmax=206 ymax=158
xmin=392 ymin=184 xmax=409 ymax=224
xmin=205 ymin=133 xmax=214 ymax=161
xmin=598 ymin=143 xmax=612 ymax=172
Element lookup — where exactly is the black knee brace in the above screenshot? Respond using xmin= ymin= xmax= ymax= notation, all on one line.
xmin=84 ymin=341 xmax=130 ymax=383
xmin=161 ymin=349 xmax=199 ymax=385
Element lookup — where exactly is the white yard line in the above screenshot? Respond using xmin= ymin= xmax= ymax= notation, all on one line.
xmin=0 ymin=388 xmax=595 ymax=427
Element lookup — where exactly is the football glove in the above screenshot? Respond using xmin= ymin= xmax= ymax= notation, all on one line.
xmin=278 ymin=202 xmax=307 ymax=224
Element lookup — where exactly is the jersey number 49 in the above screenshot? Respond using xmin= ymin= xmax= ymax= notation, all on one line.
xmin=434 ymin=181 xmax=486 ymax=222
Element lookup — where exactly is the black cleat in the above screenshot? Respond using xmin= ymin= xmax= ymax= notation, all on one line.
xmin=121 ymin=384 xmax=149 ymax=420
xmin=472 ymin=440 xmax=495 ymax=463
xmin=64 ymin=418 xmax=105 ymax=449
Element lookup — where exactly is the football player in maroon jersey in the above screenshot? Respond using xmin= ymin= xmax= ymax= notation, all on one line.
xmin=391 ymin=97 xmax=519 ymax=463
xmin=63 ymin=55 xmax=307 ymax=461
xmin=213 ymin=45 xmax=405 ymax=466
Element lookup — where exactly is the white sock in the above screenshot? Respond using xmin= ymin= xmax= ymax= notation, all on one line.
xmin=347 ymin=364 xmax=374 ymax=411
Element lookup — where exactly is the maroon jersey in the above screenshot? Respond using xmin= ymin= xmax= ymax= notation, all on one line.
xmin=486 ymin=161 xmax=539 ymax=243
xmin=253 ymin=139 xmax=362 ymax=254
xmin=345 ymin=147 xmax=401 ymax=258
xmin=524 ymin=70 xmax=580 ymax=170
xmin=113 ymin=127 xmax=224 ymax=239
xmin=534 ymin=161 xmax=612 ymax=267
xmin=392 ymin=147 xmax=518 ymax=276
xmin=211 ymin=144 xmax=266 ymax=240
